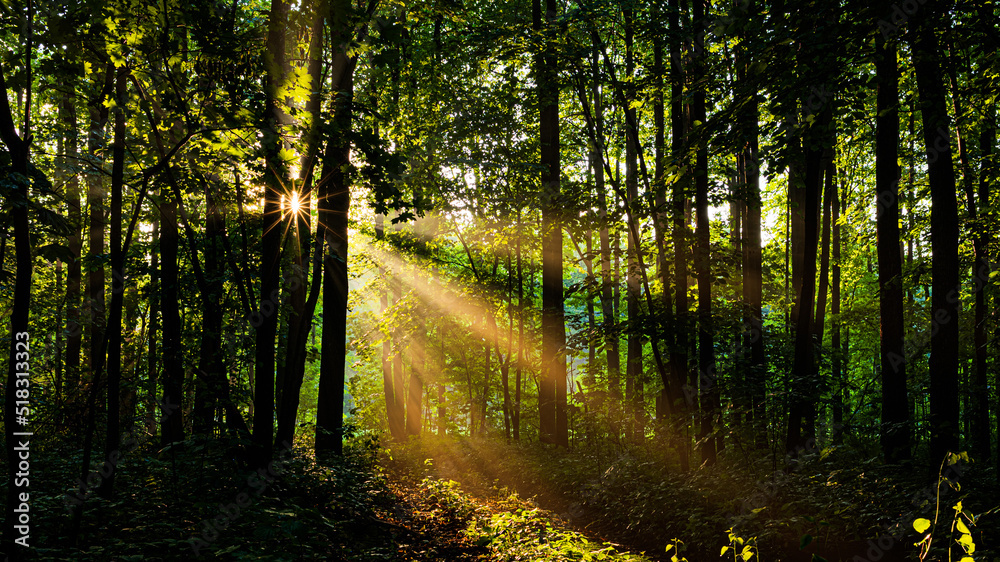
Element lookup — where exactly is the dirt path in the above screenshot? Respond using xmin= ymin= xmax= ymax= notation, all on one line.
xmin=390 ymin=448 xmax=663 ymax=561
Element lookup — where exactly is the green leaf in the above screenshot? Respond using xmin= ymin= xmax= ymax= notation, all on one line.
xmin=721 ymin=546 xmax=730 ymax=556
xmin=799 ymin=534 xmax=812 ymax=549
xmin=913 ymin=518 xmax=931 ymax=533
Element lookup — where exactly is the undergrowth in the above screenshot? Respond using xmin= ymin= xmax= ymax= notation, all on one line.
xmin=24 ymin=432 xmax=398 ymax=560
xmin=382 ymin=434 xmax=1000 ymax=561
xmin=421 ymin=477 xmax=651 ymax=561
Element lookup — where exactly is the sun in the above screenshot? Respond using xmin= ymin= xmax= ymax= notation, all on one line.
xmin=288 ymin=191 xmax=301 ymax=215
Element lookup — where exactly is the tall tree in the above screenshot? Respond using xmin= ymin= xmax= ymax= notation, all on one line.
xmin=535 ymin=0 xmax=567 ymax=447
xmin=276 ymin=0 xmax=327 ymax=450
xmin=909 ymin=4 xmax=960 ymax=466
xmin=669 ymin=0 xmax=691 ymax=471
xmin=944 ymin=30 xmax=989 ymax=460
xmin=253 ymin=0 xmax=290 ymax=462
xmin=315 ymin=0 xmax=359 ymax=457
xmin=1 ymin=43 xmax=34 ymax=562
xmin=62 ymin=91 xmax=83 ymax=408
xmin=831 ymin=162 xmax=843 ymax=444
xmin=594 ymin=46 xmax=621 ymax=401
xmin=97 ymin=66 xmax=128 ymax=498
xmin=693 ymin=0 xmax=717 ymax=465
xmin=735 ymin=1 xmax=766 ymax=442
xmin=624 ymin=4 xmax=642 ymax=439
xmin=85 ymin=64 xmax=113 ymax=415
xmin=875 ymin=29 xmax=909 ymax=463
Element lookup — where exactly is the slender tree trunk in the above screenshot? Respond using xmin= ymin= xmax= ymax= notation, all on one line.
xmin=944 ymin=35 xmax=990 ymax=460
xmin=786 ymin=112 xmax=826 ymax=453
xmin=979 ymin=109 xmax=997 ymax=479
xmin=274 ymin=0 xmax=327 ymax=449
xmin=813 ymin=158 xmax=833 ymax=344
xmin=876 ymin=32 xmax=910 ymax=463
xmin=97 ymin=67 xmax=128 ymax=498
xmin=86 ymin=65 xmax=113 ymax=418
xmin=515 ymin=218 xmax=525 ymax=441
xmin=147 ymin=217 xmax=159 ymax=437
xmin=624 ymin=6 xmax=642 ymax=440
xmin=652 ymin=15 xmax=675 ymax=424
xmin=503 ymin=249 xmax=515 ymax=441
xmin=535 ymin=0 xmax=566 ymax=447
xmin=315 ymin=12 xmax=356 ymax=457
xmin=63 ymin=93 xmax=83 ymax=407
xmin=392 ymin=221 xmax=405 ymax=440
xmin=691 ymin=0 xmax=717 ymax=465
xmin=788 ymin=134 xmax=805 ymax=328
xmin=193 ymin=182 xmax=225 ymax=435
xmin=594 ymin=46 xmax=620 ymax=401
xmin=377 ymin=214 xmax=403 ymax=439
xmin=831 ymin=163 xmax=843 ymax=444
xmin=910 ymin=7 xmax=960 ymax=466
xmin=160 ymin=177 xmax=184 ymax=445
xmin=746 ymin=128 xmax=766 ymax=442
xmin=0 ymin=50 xmax=34 ymax=558
xmin=669 ymin=0 xmax=690 ymax=471
xmin=253 ymin=0 xmax=290 ymax=462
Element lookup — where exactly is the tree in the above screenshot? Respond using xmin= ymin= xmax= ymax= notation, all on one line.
xmin=0 ymin=46 xmax=34 ymax=562
xmin=252 ymin=0 xmax=290 ymax=463
xmin=910 ymin=4 xmax=960 ymax=467
xmin=875 ymin=26 xmax=909 ymax=464
xmin=535 ymin=0 xmax=567 ymax=447
xmin=692 ymin=0 xmax=717 ymax=465
xmin=316 ymin=0 xmax=359 ymax=457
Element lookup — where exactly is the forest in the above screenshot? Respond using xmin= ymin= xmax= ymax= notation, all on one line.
xmin=0 ymin=0 xmax=998 ymax=559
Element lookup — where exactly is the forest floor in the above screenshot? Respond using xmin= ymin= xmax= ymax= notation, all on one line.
xmin=27 ymin=434 xmax=640 ymax=561
xmin=23 ymin=433 xmax=1000 ymax=561
xmin=380 ymin=435 xmax=1000 ymax=562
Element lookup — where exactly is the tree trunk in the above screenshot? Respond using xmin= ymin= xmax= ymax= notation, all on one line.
xmin=315 ymin=12 xmax=356 ymax=456
xmin=831 ymin=163 xmax=843 ymax=444
xmin=0 ymin=53 xmax=34 ymax=559
xmin=909 ymin=7 xmax=960 ymax=466
xmin=652 ymin=16 xmax=676 ymax=426
xmin=944 ymin=34 xmax=990 ymax=460
xmin=63 ymin=92 xmax=83 ymax=408
xmin=147 ymin=217 xmax=159 ymax=437
xmin=193 ymin=182 xmax=225 ymax=435
xmin=668 ymin=0 xmax=690 ymax=471
xmin=624 ymin=6 xmax=642 ymax=440
xmin=515 ymin=218 xmax=525 ymax=441
xmin=253 ymin=0 xmax=290 ymax=462
xmin=691 ymin=0 xmax=716 ymax=465
xmin=594 ymin=45 xmax=621 ymax=401
xmin=535 ymin=0 xmax=566 ymax=447
xmin=786 ymin=107 xmax=826 ymax=453
xmin=813 ymin=158 xmax=834 ymax=345
xmin=738 ymin=31 xmax=766 ymax=445
xmin=86 ymin=65 xmax=113 ymax=418
xmin=97 ymin=67 xmax=128 ymax=498
xmin=377 ymin=214 xmax=404 ymax=439
xmin=392 ymin=221 xmax=405 ymax=440
xmin=875 ymin=32 xmax=910 ymax=463
xmin=275 ymin=2 xmax=329 ymax=449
